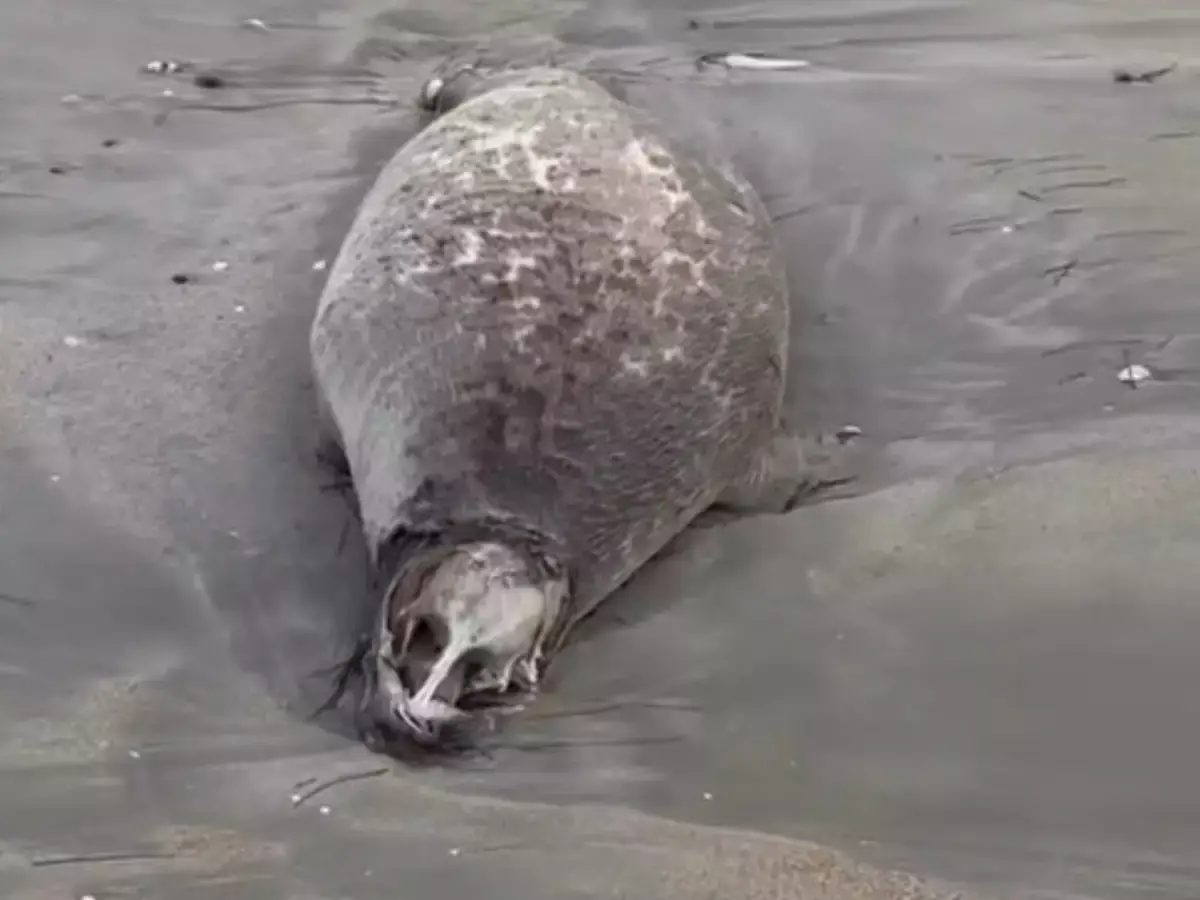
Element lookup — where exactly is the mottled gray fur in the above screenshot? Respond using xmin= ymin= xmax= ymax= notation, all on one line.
xmin=311 ymin=65 xmax=795 ymax=663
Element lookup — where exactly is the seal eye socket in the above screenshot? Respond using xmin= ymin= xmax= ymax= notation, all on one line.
xmin=392 ymin=616 xmax=489 ymax=705
xmin=397 ymin=616 xmax=443 ymax=658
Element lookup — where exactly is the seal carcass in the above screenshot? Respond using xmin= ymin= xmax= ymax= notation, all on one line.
xmin=310 ymin=65 xmax=839 ymax=753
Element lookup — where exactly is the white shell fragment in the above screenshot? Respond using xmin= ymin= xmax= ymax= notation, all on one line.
xmin=242 ymin=17 xmax=271 ymax=31
xmin=62 ymin=335 xmax=83 ymax=348
xmin=312 ymin=259 xmax=328 ymax=272
xmin=701 ymin=52 xmax=810 ymax=71
xmin=1117 ymin=363 xmax=1152 ymax=384
xmin=211 ymin=260 xmax=229 ymax=272
xmin=836 ymin=424 xmax=863 ymax=443
xmin=142 ymin=60 xmax=187 ymax=75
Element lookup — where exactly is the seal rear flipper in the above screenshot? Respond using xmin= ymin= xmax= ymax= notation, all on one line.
xmin=708 ymin=427 xmax=865 ymax=517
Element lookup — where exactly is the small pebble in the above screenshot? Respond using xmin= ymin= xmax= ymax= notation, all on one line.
xmin=101 ymin=138 xmax=119 ymax=148
xmin=50 ymin=475 xmax=60 ymax=483
xmin=161 ymin=89 xmax=176 ymax=98
xmin=702 ymin=791 xmax=713 ymax=800
xmin=63 ymin=335 xmax=83 ymax=348
xmin=80 ymin=895 xmax=97 ymax=900
xmin=48 ymin=165 xmax=67 ymax=175
xmin=319 ymin=805 xmax=331 ymax=815
xmin=194 ymin=73 xmax=227 ymax=90
xmin=171 ymin=273 xmax=190 ymax=285
xmin=61 ymin=93 xmax=82 ymax=105
xmin=242 ymin=17 xmax=270 ymax=31
xmin=312 ymin=259 xmax=328 ymax=271
xmin=418 ymin=76 xmax=445 ymax=111
xmin=212 ymin=260 xmax=229 ymax=272
xmin=1118 ymin=363 xmax=1152 ymax=384
xmin=449 ymin=848 xmax=461 ymax=857
xmin=234 ymin=304 xmax=246 ymax=313
xmin=128 ymin=749 xmax=141 ymax=759
xmin=1001 ymin=225 xmax=1014 ymax=233
xmin=290 ymin=793 xmax=302 ymax=804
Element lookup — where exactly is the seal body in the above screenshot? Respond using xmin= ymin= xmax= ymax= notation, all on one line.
xmin=311 ymin=65 xmax=820 ymax=752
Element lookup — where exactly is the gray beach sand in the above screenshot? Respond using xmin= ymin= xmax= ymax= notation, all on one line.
xmin=3 ymin=1 xmax=1200 ymax=897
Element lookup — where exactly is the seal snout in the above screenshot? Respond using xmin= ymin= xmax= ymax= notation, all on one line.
xmin=360 ymin=542 xmax=567 ymax=753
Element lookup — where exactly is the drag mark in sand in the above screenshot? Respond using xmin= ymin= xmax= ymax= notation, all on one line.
xmin=290 ymin=766 xmax=390 ymax=808
xmin=1040 ymin=176 xmax=1128 ymax=193
xmin=31 ymin=849 xmax=176 ymax=868
xmin=153 ymin=95 xmax=396 ymax=126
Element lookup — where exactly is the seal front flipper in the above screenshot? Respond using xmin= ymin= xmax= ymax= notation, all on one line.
xmin=315 ymin=432 xmax=350 ymax=481
xmin=313 ymin=393 xmax=351 ymax=480
xmin=712 ymin=428 xmax=864 ymax=516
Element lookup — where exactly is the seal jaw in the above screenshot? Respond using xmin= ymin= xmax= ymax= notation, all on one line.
xmin=358 ymin=541 xmax=566 ymax=752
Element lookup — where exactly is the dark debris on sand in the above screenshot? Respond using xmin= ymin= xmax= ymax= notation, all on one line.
xmin=1113 ymin=63 xmax=1177 ymax=84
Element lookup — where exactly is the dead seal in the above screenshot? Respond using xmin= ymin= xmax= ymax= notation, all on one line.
xmin=310 ymin=64 xmax=851 ymax=754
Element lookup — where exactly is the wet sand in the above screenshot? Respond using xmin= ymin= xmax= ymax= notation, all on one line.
xmin=4 ymin=1 xmax=1200 ymax=898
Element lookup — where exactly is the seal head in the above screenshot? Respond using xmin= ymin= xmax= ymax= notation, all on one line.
xmin=357 ymin=540 xmax=566 ymax=750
